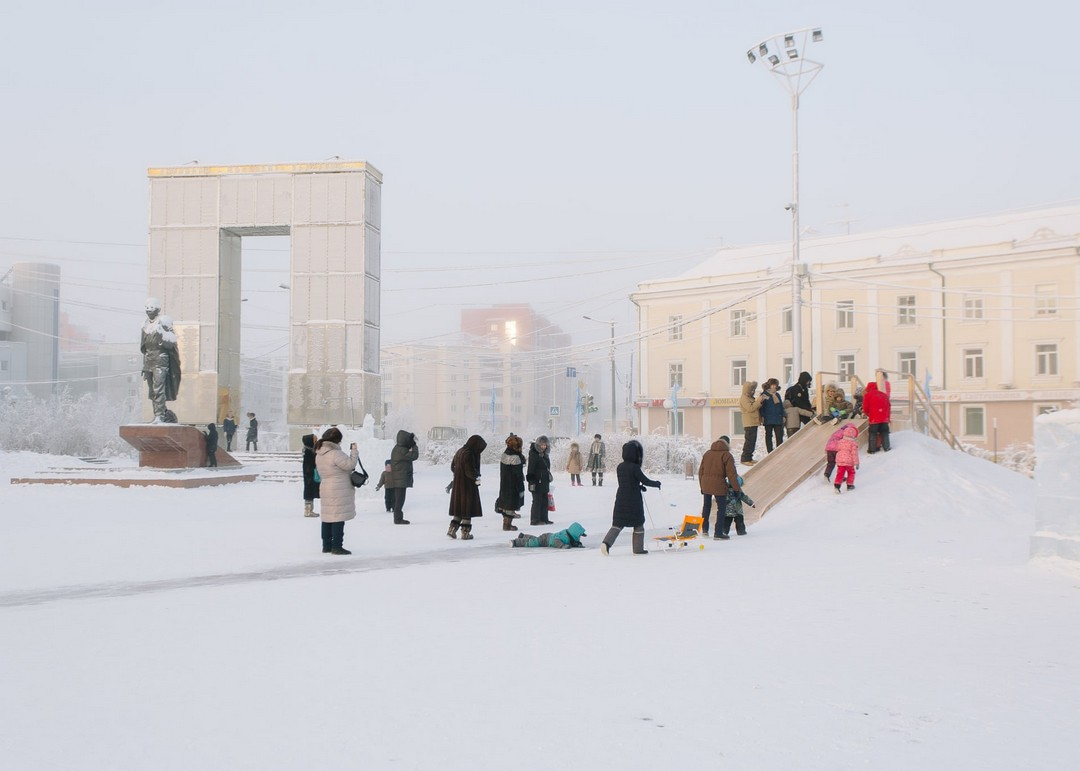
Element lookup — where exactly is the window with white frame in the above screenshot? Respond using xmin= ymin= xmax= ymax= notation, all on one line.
xmin=732 ymin=410 xmax=744 ymax=434
xmin=1036 ymin=344 xmax=1059 ymax=376
xmin=962 ymin=406 xmax=985 ymax=438
xmin=838 ymin=353 xmax=856 ymax=377
xmin=898 ymin=351 xmax=917 ymax=378
xmin=668 ymin=315 xmax=684 ymax=341
xmin=963 ymin=294 xmax=984 ymax=320
xmin=897 ymin=295 xmax=916 ymax=325
xmin=782 ymin=356 xmax=793 ymax=386
xmin=730 ymin=310 xmax=748 ymax=337
xmin=836 ymin=300 xmax=854 ymax=329
xmin=781 ymin=306 xmax=793 ymax=334
xmin=963 ymin=348 xmax=984 ymax=379
xmin=1035 ymin=285 xmax=1057 ymax=316
xmin=731 ymin=359 xmax=747 ymax=387
xmin=669 ymin=363 xmax=684 ymax=388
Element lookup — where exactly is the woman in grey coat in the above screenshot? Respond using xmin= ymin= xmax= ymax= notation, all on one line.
xmin=314 ymin=426 xmax=359 ymax=555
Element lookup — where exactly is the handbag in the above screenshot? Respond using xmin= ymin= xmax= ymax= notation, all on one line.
xmin=547 ymin=492 xmax=556 ymax=512
xmin=313 ymin=468 xmax=321 ymax=484
xmin=350 ymin=457 xmax=369 ymax=488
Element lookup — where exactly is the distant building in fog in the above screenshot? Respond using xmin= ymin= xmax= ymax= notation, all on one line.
xmin=0 ymin=263 xmax=59 ymax=399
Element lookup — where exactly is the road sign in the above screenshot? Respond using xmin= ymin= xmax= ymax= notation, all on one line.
xmin=549 ymin=406 xmax=560 ymax=416
xmin=566 ymin=367 xmax=576 ymax=378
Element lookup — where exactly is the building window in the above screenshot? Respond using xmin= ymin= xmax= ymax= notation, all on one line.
xmin=730 ymin=310 xmax=748 ymax=337
xmin=838 ymin=353 xmax=856 ymax=377
xmin=781 ymin=356 xmax=793 ymax=386
xmin=1036 ymin=344 xmax=1058 ymax=376
xmin=670 ymin=410 xmax=684 ymax=435
xmin=781 ymin=306 xmax=793 ymax=334
xmin=897 ymin=295 xmax=916 ymax=326
xmin=669 ymin=363 xmax=683 ymax=388
xmin=963 ymin=348 xmax=984 ymax=379
xmin=1035 ymin=285 xmax=1057 ymax=316
xmin=0 ymin=360 xmax=7 ymax=372
xmin=963 ymin=295 xmax=984 ymax=320
xmin=450 ymin=404 xmax=457 ymax=412
xmin=836 ymin=300 xmax=854 ymax=329
xmin=732 ymin=410 xmax=744 ymax=434
xmin=731 ymin=359 xmax=747 ymax=387
xmin=668 ymin=315 xmax=683 ymax=341
xmin=898 ymin=351 xmax=917 ymax=378
xmin=963 ymin=406 xmax=985 ymax=438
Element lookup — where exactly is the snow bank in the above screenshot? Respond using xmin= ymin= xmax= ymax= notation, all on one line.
xmin=1030 ymin=409 xmax=1080 ymax=566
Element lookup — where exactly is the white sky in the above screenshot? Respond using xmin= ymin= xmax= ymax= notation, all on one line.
xmin=2 ymin=0 xmax=1078 ymax=368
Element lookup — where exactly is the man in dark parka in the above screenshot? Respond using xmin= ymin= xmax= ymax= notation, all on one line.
xmin=448 ymin=434 xmax=487 ymax=540
xmin=390 ymin=430 xmax=419 ymax=525
xmin=526 ymin=435 xmax=554 ymax=526
xmin=784 ymin=371 xmax=815 ymax=432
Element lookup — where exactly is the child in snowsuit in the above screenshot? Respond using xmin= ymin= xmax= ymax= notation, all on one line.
xmin=834 ymin=423 xmax=860 ymax=493
xmin=717 ymin=475 xmax=755 ymax=538
xmin=826 ymin=387 xmax=855 ymax=424
xmin=823 ymin=425 xmax=845 ymax=482
xmin=374 ymin=460 xmax=393 ymax=513
xmin=510 ymin=522 xmax=587 ymax=548
xmin=566 ymin=442 xmax=583 ymax=486
xmin=784 ymin=399 xmax=814 ymax=439
xmin=600 ymin=440 xmax=661 ymax=556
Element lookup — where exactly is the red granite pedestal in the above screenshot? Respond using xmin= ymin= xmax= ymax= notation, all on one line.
xmin=119 ymin=424 xmax=241 ymax=469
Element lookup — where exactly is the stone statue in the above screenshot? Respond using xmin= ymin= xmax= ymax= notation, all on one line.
xmin=141 ymin=297 xmax=182 ymax=423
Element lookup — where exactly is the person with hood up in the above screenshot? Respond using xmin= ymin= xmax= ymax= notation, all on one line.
xmin=390 ymin=430 xmax=419 ymax=525
xmin=566 ymin=442 xmax=583 ymax=486
xmin=784 ymin=371 xmax=815 ymax=433
xmin=448 ymin=434 xmax=487 ymax=540
xmin=510 ymin=522 xmax=587 ymax=548
xmin=527 ymin=435 xmax=554 ymax=526
xmin=863 ymin=380 xmax=892 ymax=453
xmin=495 ymin=434 xmax=526 ymax=532
xmin=739 ymin=380 xmax=766 ymax=465
xmin=833 ymin=423 xmax=860 ymax=493
xmin=301 ymin=431 xmax=320 ymax=517
xmin=374 ymin=460 xmax=393 ymax=513
xmin=245 ymin=412 xmax=258 ymax=452
xmin=826 ymin=387 xmax=855 ymax=424
xmin=205 ymin=423 xmax=218 ymax=468
xmin=760 ymin=378 xmax=786 ymax=453
xmin=600 ymin=440 xmax=662 ymax=556
xmin=222 ymin=413 xmax=237 ymax=451
xmin=784 ymin=398 xmax=815 ymax=439
xmin=823 ymin=424 xmax=846 ymax=483
xmin=698 ymin=436 xmax=742 ymax=538
xmin=314 ymin=427 xmax=359 ymax=555
xmin=586 ymin=434 xmax=606 ymax=486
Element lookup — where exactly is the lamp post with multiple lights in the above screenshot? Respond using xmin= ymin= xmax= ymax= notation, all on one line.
xmin=747 ymin=27 xmax=823 ymax=378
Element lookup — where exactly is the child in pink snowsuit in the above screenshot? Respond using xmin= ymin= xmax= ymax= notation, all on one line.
xmin=833 ymin=423 xmax=859 ymax=494
xmin=823 ymin=425 xmax=846 ymax=482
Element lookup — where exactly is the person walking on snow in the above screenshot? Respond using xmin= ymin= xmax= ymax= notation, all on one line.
xmin=301 ymin=432 xmax=320 ymax=517
xmin=587 ymin=434 xmax=607 ymax=486
xmin=527 ymin=435 xmax=554 ymax=526
xmin=600 ymin=440 xmax=662 ymax=556
xmin=566 ymin=442 xmax=583 ymax=486
xmin=833 ymin=423 xmax=860 ymax=493
xmin=222 ymin=413 xmax=236 ymax=451
xmin=447 ymin=434 xmax=487 ymax=540
xmin=720 ymin=477 xmax=756 ymax=538
xmin=823 ymin=425 xmax=846 ymax=483
xmin=698 ymin=436 xmax=742 ymax=538
xmin=390 ymin=430 xmax=419 ymax=525
xmin=495 ymin=434 xmax=526 ymax=532
xmin=314 ymin=427 xmax=359 ymax=555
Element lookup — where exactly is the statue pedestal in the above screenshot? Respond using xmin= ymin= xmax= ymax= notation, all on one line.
xmin=119 ymin=424 xmax=241 ymax=469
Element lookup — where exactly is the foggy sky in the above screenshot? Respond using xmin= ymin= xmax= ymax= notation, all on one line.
xmin=2 ymin=0 xmax=1078 ymax=373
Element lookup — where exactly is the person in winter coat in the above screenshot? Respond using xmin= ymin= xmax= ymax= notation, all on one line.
xmin=760 ymin=378 xmax=786 ymax=453
xmin=719 ymin=478 xmax=756 ymax=538
xmin=495 ymin=434 xmax=526 ymax=532
xmin=739 ymin=380 xmax=765 ymax=464
xmin=852 ymin=386 xmax=865 ymax=417
xmin=301 ymin=432 xmax=321 ymax=517
xmin=698 ymin=436 xmax=742 ymax=537
xmin=205 ymin=423 xmax=219 ymax=468
xmin=222 ymin=413 xmax=237 ymax=451
xmin=823 ymin=425 xmax=845 ymax=482
xmin=511 ymin=522 xmax=587 ymax=548
xmin=826 ymin=387 xmax=855 ymax=424
xmin=527 ymin=435 xmax=554 ymax=526
xmin=374 ymin=460 xmax=393 ymax=513
xmin=448 ymin=434 xmax=487 ymax=540
xmin=600 ymin=440 xmax=661 ymax=556
xmin=314 ymin=427 xmax=359 ymax=555
xmin=784 ymin=371 xmax=815 ymax=433
xmin=784 ymin=399 xmax=814 ymax=438
xmin=245 ymin=412 xmax=258 ymax=452
xmin=586 ymin=434 xmax=606 ymax=486
xmin=390 ymin=430 xmax=419 ymax=525
xmin=863 ymin=377 xmax=892 ymax=453
xmin=566 ymin=442 xmax=583 ymax=486
xmin=833 ymin=423 xmax=860 ymax=493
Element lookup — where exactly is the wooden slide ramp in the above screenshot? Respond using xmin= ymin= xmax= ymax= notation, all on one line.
xmin=741 ymin=417 xmax=869 ymax=525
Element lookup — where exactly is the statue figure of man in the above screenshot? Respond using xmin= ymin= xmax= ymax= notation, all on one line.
xmin=141 ymin=297 xmax=182 ymax=423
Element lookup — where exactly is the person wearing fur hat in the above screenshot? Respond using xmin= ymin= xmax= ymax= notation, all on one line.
xmin=510 ymin=522 xmax=587 ymax=548
xmin=495 ymin=434 xmax=525 ymax=531
xmin=760 ymin=378 xmax=786 ymax=453
xmin=600 ymin=440 xmax=661 ymax=556
xmin=833 ymin=423 xmax=860 ymax=493
xmin=527 ymin=435 xmax=554 ymax=526
xmin=566 ymin=442 xmax=583 ymax=486
xmin=448 ymin=434 xmax=488 ymax=540
xmin=586 ymin=434 xmax=606 ymax=486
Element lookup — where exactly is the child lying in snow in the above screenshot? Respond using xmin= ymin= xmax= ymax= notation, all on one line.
xmin=510 ymin=522 xmax=587 ymax=548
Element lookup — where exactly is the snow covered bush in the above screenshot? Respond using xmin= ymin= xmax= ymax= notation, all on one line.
xmin=0 ymin=388 xmax=138 ymax=458
xmin=961 ymin=442 xmax=1036 ymax=478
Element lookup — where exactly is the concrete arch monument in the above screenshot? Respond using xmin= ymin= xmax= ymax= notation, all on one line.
xmin=146 ymin=161 xmax=382 ymax=427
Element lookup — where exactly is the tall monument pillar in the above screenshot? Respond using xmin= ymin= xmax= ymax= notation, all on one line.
xmin=147 ymin=161 xmax=382 ymax=427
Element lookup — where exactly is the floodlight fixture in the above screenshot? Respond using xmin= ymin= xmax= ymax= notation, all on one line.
xmin=768 ymin=54 xmax=780 ymax=65
xmin=788 ymin=49 xmax=798 ymax=59
xmin=759 ymin=43 xmax=768 ymax=56
xmin=784 ymin=34 xmax=795 ymax=48
xmin=747 ymin=49 xmax=756 ymax=63
xmin=812 ymin=28 xmax=823 ymax=42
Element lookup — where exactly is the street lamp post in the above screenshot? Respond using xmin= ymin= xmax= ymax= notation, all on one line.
xmin=747 ymin=27 xmax=824 ymax=378
xmin=583 ymin=316 xmax=617 ymax=433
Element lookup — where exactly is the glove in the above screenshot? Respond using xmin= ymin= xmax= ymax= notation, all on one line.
xmin=639 ymin=484 xmax=647 ymax=492
xmin=475 ymin=479 xmax=481 ymax=486
xmin=529 ymin=484 xmax=536 ymax=492
xmin=656 ymin=481 xmax=662 ymax=489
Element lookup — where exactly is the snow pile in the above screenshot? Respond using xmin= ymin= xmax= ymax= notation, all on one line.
xmin=1030 ymin=409 xmax=1080 ymax=567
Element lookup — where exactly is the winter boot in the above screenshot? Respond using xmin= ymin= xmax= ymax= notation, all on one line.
xmin=394 ymin=515 xmax=411 ymax=525
xmin=834 ymin=483 xmax=842 ymax=494
xmin=304 ymin=500 xmax=318 ymax=518
xmin=846 ymin=484 xmax=855 ymax=491
xmin=715 ymin=518 xmax=732 ymax=540
xmin=329 ymin=522 xmax=350 ymax=555
xmin=447 ymin=519 xmax=460 ymax=539
xmin=631 ymin=528 xmax=648 ymax=555
xmin=735 ymin=516 xmax=747 ymax=536
xmin=321 ymin=521 xmax=332 ymax=553
xmin=598 ymin=475 xmax=603 ymax=487
xmin=600 ymin=527 xmax=621 ymax=556
xmin=502 ymin=515 xmax=518 ymax=532
xmin=591 ymin=473 xmax=597 ymax=486
xmin=460 ymin=521 xmax=474 ymax=541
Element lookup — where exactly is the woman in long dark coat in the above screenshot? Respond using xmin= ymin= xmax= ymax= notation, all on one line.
xmin=448 ymin=434 xmax=487 ymax=541
xmin=526 ymin=435 xmax=553 ymax=526
xmin=301 ymin=432 xmax=320 ymax=517
xmin=600 ymin=440 xmax=661 ymax=556
xmin=205 ymin=423 xmax=218 ymax=468
xmin=495 ymin=434 xmax=525 ymax=532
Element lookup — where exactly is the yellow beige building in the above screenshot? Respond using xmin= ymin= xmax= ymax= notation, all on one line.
xmin=630 ymin=205 xmax=1080 ymax=449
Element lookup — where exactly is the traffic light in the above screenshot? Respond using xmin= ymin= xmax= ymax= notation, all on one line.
xmin=585 ymin=393 xmax=598 ymax=413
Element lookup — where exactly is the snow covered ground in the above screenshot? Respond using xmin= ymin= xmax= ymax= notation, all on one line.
xmin=2 ymin=432 xmax=1078 ymax=770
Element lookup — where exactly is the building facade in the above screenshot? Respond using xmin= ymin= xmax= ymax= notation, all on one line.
xmin=631 ymin=206 xmax=1080 ymax=449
